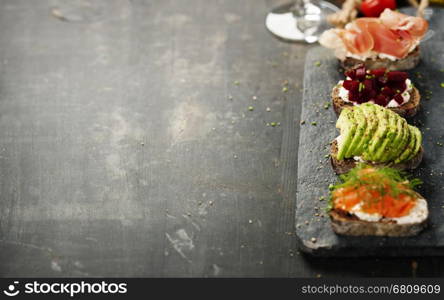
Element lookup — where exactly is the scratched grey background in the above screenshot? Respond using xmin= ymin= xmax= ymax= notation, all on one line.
xmin=0 ymin=0 xmax=443 ymax=277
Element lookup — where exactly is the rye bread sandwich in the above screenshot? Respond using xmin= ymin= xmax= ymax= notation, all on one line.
xmin=331 ymin=103 xmax=423 ymax=175
xmin=328 ymin=164 xmax=428 ymax=237
xmin=340 ymin=47 xmax=420 ymax=71
xmin=319 ymin=9 xmax=428 ymax=71
xmin=332 ymin=65 xmax=420 ymax=118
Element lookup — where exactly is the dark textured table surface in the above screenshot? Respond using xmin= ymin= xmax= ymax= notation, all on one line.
xmin=0 ymin=0 xmax=443 ymax=277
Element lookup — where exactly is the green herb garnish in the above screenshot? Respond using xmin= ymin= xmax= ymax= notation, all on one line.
xmin=335 ymin=164 xmax=421 ymax=191
xmin=327 ymin=164 xmax=422 ymax=211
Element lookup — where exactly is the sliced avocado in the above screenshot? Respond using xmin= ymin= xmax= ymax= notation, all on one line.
xmin=363 ymin=105 xmax=389 ymax=161
xmin=355 ymin=103 xmax=378 ymax=155
xmin=345 ymin=105 xmax=367 ymax=158
xmin=395 ymin=125 xmax=417 ymax=164
xmin=396 ymin=121 xmax=411 ymax=160
xmin=336 ymin=108 xmax=357 ymax=160
xmin=385 ymin=117 xmax=409 ymax=162
xmin=406 ymin=126 xmax=422 ymax=161
xmin=373 ymin=110 xmax=398 ymax=162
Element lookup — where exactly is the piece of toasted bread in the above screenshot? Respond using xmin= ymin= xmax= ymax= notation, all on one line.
xmin=329 ymin=208 xmax=428 ymax=237
xmin=331 ymin=84 xmax=421 ymax=118
xmin=330 ymin=139 xmax=423 ymax=175
xmin=341 ymin=47 xmax=420 ymax=71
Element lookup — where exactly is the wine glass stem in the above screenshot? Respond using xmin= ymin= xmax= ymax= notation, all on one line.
xmin=292 ymin=0 xmax=314 ymax=16
xmin=291 ymin=0 xmax=304 ymax=16
xmin=292 ymin=0 xmax=320 ymax=33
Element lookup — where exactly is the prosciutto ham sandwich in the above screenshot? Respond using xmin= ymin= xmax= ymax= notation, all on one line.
xmin=319 ymin=9 xmax=428 ymax=70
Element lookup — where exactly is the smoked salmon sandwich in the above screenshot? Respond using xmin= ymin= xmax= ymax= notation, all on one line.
xmin=319 ymin=9 xmax=428 ymax=71
xmin=328 ymin=164 xmax=428 ymax=237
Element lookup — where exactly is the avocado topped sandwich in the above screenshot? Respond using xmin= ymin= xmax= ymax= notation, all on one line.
xmin=329 ymin=164 xmax=428 ymax=236
xmin=331 ymin=103 xmax=423 ymax=174
xmin=332 ymin=65 xmax=420 ymax=118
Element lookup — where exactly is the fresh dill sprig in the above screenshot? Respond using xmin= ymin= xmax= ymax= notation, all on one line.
xmin=329 ymin=163 xmax=422 ymax=201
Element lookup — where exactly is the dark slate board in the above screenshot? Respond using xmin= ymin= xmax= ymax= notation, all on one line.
xmin=296 ymin=9 xmax=444 ymax=257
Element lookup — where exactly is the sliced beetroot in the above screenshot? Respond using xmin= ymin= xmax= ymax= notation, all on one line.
xmin=381 ymin=87 xmax=395 ymax=97
xmin=367 ymin=89 xmax=377 ymax=100
xmin=358 ymin=90 xmax=370 ymax=103
xmin=374 ymin=79 xmax=384 ymax=90
xmin=387 ymin=81 xmax=407 ymax=93
xmin=343 ymin=80 xmax=360 ymax=92
xmin=394 ymin=94 xmax=404 ymax=104
xmin=355 ymin=66 xmax=366 ymax=80
xmin=341 ymin=65 xmax=409 ymax=107
xmin=387 ymin=71 xmax=408 ymax=82
xmin=348 ymin=91 xmax=359 ymax=102
xmin=356 ymin=96 xmax=367 ymax=104
xmin=355 ymin=91 xmax=368 ymax=103
xmin=360 ymin=80 xmax=375 ymax=101
xmin=377 ymin=75 xmax=388 ymax=85
xmin=370 ymin=68 xmax=386 ymax=78
xmin=344 ymin=69 xmax=356 ymax=79
xmin=374 ymin=94 xmax=389 ymax=106
xmin=361 ymin=92 xmax=373 ymax=103
xmin=363 ymin=79 xmax=374 ymax=91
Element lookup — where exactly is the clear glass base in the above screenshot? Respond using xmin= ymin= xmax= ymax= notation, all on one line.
xmin=265 ymin=1 xmax=339 ymax=43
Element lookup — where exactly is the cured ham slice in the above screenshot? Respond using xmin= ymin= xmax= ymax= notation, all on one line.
xmin=319 ymin=9 xmax=428 ymax=59
xmin=336 ymin=29 xmax=371 ymax=55
xmin=380 ymin=9 xmax=428 ymax=38
xmin=341 ymin=19 xmax=374 ymax=54
xmin=319 ymin=29 xmax=348 ymax=60
xmin=319 ymin=19 xmax=374 ymax=60
xmin=366 ymin=21 xmax=413 ymax=58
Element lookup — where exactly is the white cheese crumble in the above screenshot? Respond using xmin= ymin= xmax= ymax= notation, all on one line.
xmin=390 ymin=198 xmax=428 ymax=225
xmin=353 ymin=156 xmax=364 ymax=162
xmin=335 ymin=134 xmax=343 ymax=145
xmin=351 ymin=203 xmax=382 ymax=222
xmin=378 ymin=53 xmax=399 ymax=61
xmin=349 ymin=198 xmax=428 ymax=224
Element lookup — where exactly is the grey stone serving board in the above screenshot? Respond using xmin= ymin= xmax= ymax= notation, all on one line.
xmin=296 ymin=9 xmax=444 ymax=256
